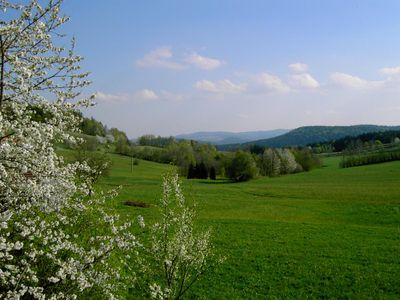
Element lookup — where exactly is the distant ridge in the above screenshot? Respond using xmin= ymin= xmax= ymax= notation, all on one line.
xmin=176 ymin=129 xmax=290 ymax=145
xmin=218 ymin=125 xmax=400 ymax=150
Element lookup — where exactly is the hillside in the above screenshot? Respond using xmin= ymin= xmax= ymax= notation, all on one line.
xmin=176 ymin=129 xmax=289 ymax=145
xmin=310 ymin=129 xmax=400 ymax=152
xmin=219 ymin=125 xmax=400 ymax=149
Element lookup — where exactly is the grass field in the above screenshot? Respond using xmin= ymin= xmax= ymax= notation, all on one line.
xmin=68 ymin=150 xmax=400 ymax=299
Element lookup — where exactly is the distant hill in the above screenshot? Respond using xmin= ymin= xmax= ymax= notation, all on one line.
xmin=309 ymin=129 xmax=400 ymax=152
xmin=176 ymin=129 xmax=290 ymax=145
xmin=219 ymin=125 xmax=400 ymax=149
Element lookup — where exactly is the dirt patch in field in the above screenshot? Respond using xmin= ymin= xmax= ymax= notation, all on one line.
xmin=123 ymin=200 xmax=150 ymax=208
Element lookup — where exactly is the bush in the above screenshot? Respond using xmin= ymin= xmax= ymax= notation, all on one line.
xmin=258 ymin=148 xmax=281 ymax=177
xmin=196 ymin=162 xmax=209 ymax=179
xmin=277 ymin=149 xmax=298 ymax=174
xmin=209 ymin=166 xmax=217 ymax=180
xmin=225 ymin=151 xmax=258 ymax=182
xmin=293 ymin=148 xmax=321 ymax=171
xmin=257 ymin=148 xmax=302 ymax=177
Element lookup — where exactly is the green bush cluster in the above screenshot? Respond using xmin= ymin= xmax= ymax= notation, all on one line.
xmin=225 ymin=151 xmax=259 ymax=182
xmin=293 ymin=148 xmax=322 ymax=171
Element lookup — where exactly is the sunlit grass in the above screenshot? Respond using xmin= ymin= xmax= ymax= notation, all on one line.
xmin=60 ymin=149 xmax=400 ymax=299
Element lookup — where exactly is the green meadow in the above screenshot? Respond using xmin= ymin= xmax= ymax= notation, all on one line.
xmin=86 ymin=152 xmax=400 ymax=299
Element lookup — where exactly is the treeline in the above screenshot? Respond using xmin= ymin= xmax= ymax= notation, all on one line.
xmin=73 ymin=116 xmax=321 ymax=182
xmin=80 ymin=116 xmax=107 ymax=137
xmin=340 ymin=150 xmax=400 ymax=168
xmin=328 ymin=131 xmax=400 ymax=168
xmin=129 ymin=141 xmax=321 ymax=182
xmin=137 ymin=134 xmax=176 ymax=148
xmin=310 ymin=130 xmax=400 ymax=153
xmin=69 ymin=115 xmax=132 ymax=154
xmin=235 ymin=125 xmax=400 ymax=149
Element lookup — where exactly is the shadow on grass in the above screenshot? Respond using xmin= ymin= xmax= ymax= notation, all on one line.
xmin=123 ymin=200 xmax=150 ymax=208
xmin=194 ymin=179 xmax=235 ymax=184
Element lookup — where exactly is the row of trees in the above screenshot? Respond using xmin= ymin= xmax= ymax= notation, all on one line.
xmin=75 ymin=113 xmax=320 ymax=183
xmin=65 ymin=120 xmax=131 ymax=154
xmin=80 ymin=116 xmax=107 ymax=137
xmin=187 ymin=163 xmax=217 ymax=180
xmin=122 ymin=140 xmax=224 ymax=179
xmin=137 ymin=134 xmax=176 ymax=148
xmin=223 ymin=148 xmax=321 ymax=182
xmin=310 ymin=130 xmax=400 ymax=153
xmin=79 ymin=121 xmax=177 ymax=154
xmin=126 ymin=138 xmax=321 ymax=182
xmin=76 ymin=122 xmax=321 ymax=182
xmin=340 ymin=150 xmax=400 ymax=168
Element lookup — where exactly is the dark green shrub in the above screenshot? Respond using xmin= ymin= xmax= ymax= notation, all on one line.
xmin=209 ymin=166 xmax=217 ymax=180
xmin=187 ymin=163 xmax=196 ymax=179
xmin=196 ymin=162 xmax=208 ymax=179
xmin=225 ymin=151 xmax=258 ymax=182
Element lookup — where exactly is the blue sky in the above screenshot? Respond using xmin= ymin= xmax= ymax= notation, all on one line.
xmin=62 ymin=1 xmax=400 ymax=138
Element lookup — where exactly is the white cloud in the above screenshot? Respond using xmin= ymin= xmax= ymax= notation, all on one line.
xmin=194 ymin=79 xmax=246 ymax=94
xmin=330 ymin=72 xmax=384 ymax=89
xmin=136 ymin=46 xmax=185 ymax=70
xmin=289 ymin=73 xmax=320 ymax=89
xmin=96 ymin=92 xmax=127 ymax=103
xmin=256 ymin=72 xmax=291 ymax=93
xmin=137 ymin=47 xmax=225 ymax=71
xmin=379 ymin=66 xmax=400 ymax=76
xmin=184 ymin=53 xmax=223 ymax=70
xmin=135 ymin=89 xmax=158 ymax=101
xmin=96 ymin=89 xmax=158 ymax=103
xmin=289 ymin=63 xmax=309 ymax=73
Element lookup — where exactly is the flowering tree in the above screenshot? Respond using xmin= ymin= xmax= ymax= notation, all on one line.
xmin=259 ymin=148 xmax=281 ymax=177
xmin=0 ymin=0 xmax=90 ymax=107
xmin=276 ymin=148 xmax=298 ymax=174
xmin=135 ymin=173 xmax=216 ymax=300
xmin=0 ymin=1 xmax=138 ymax=298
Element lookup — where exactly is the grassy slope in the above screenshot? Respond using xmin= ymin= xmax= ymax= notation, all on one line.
xmin=67 ymin=150 xmax=400 ymax=299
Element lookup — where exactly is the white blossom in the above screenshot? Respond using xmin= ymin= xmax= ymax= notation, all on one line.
xmin=276 ymin=148 xmax=298 ymax=174
xmin=137 ymin=215 xmax=145 ymax=229
xmin=0 ymin=1 xmax=138 ymax=298
xmin=260 ymin=148 xmax=281 ymax=177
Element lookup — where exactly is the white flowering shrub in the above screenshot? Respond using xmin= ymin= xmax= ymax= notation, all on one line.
xmin=276 ymin=148 xmax=298 ymax=174
xmin=259 ymin=148 xmax=281 ymax=177
xmin=135 ymin=173 xmax=217 ymax=300
xmin=259 ymin=148 xmax=301 ymax=177
xmin=0 ymin=1 xmax=139 ymax=298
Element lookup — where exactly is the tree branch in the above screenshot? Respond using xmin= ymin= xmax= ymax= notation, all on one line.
xmin=0 ymin=131 xmax=14 ymax=143
xmin=4 ymin=0 xmax=62 ymax=50
xmin=0 ymin=35 xmax=5 ymax=108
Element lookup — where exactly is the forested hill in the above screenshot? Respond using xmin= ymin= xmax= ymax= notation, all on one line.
xmin=175 ymin=129 xmax=289 ymax=145
xmin=218 ymin=125 xmax=400 ymax=149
